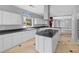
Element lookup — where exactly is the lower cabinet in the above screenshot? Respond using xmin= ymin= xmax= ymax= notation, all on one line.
xmin=44 ymin=37 xmax=52 ymax=53
xmin=0 ymin=36 xmax=4 ymax=52
xmin=0 ymin=34 xmax=13 ymax=52
xmin=35 ymin=35 xmax=44 ymax=53
xmin=12 ymin=32 xmax=23 ymax=46
xmin=0 ymin=30 xmax=36 ymax=52
xmin=35 ymin=35 xmax=52 ymax=53
xmin=35 ymin=33 xmax=60 ymax=53
xmin=26 ymin=30 xmax=36 ymax=39
xmin=3 ymin=35 xmax=13 ymax=51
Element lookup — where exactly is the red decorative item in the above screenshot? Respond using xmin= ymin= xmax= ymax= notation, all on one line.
xmin=48 ymin=17 xmax=53 ymax=27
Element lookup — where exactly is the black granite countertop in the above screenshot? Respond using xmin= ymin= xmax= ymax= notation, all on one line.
xmin=36 ymin=29 xmax=58 ymax=38
xmin=0 ymin=28 xmax=26 ymax=35
xmin=31 ymin=26 xmax=48 ymax=29
xmin=0 ymin=27 xmax=36 ymax=35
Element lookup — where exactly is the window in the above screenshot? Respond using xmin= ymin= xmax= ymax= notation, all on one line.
xmin=23 ymin=16 xmax=33 ymax=27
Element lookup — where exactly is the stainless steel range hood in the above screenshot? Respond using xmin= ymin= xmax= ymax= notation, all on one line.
xmin=44 ymin=5 xmax=50 ymax=20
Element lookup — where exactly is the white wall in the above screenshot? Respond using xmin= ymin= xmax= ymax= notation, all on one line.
xmin=53 ymin=16 xmax=72 ymax=33
xmin=49 ymin=5 xmax=75 ymax=33
xmin=33 ymin=18 xmax=45 ymax=25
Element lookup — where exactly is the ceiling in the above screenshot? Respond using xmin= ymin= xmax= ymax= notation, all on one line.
xmin=50 ymin=5 xmax=74 ymax=17
xmin=15 ymin=5 xmax=79 ymax=17
xmin=15 ymin=5 xmax=44 ymax=16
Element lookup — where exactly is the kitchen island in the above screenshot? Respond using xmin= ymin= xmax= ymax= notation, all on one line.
xmin=35 ymin=29 xmax=60 ymax=53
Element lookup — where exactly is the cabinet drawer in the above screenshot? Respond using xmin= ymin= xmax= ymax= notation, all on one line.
xmin=0 ymin=36 xmax=4 ymax=52
xmin=3 ymin=36 xmax=13 ymax=50
xmin=44 ymin=38 xmax=52 ymax=53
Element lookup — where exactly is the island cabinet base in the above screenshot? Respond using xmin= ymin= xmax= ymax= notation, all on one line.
xmin=35 ymin=33 xmax=60 ymax=53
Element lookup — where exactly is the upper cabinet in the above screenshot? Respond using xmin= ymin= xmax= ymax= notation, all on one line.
xmin=0 ymin=11 xmax=3 ymax=25
xmin=0 ymin=11 xmax=23 ymax=25
xmin=17 ymin=14 xmax=23 ymax=25
xmin=3 ymin=11 xmax=12 ymax=25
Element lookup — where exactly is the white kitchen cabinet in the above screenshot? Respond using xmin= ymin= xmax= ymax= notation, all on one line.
xmin=3 ymin=34 xmax=13 ymax=50
xmin=35 ymin=35 xmax=39 ymax=51
xmin=17 ymin=14 xmax=23 ymax=25
xmin=11 ymin=30 xmax=36 ymax=47
xmin=11 ymin=30 xmax=36 ymax=48
xmin=44 ymin=37 xmax=52 ymax=53
xmin=35 ymin=31 xmax=60 ymax=53
xmin=19 ymin=30 xmax=36 ymax=42
xmin=27 ymin=30 xmax=36 ymax=39
xmin=2 ymin=11 xmax=22 ymax=25
xmin=10 ymin=13 xmax=22 ymax=25
xmin=0 ymin=36 xmax=4 ymax=52
xmin=0 ymin=29 xmax=36 ymax=52
xmin=36 ymin=35 xmax=51 ymax=53
xmin=9 ymin=13 xmax=18 ymax=24
xmin=12 ymin=32 xmax=24 ymax=45
xmin=21 ymin=31 xmax=29 ymax=42
xmin=16 ymin=32 xmax=23 ymax=44
xmin=35 ymin=35 xmax=44 ymax=52
xmin=0 ymin=11 xmax=3 ymax=25
xmin=11 ymin=33 xmax=19 ymax=46
xmin=2 ymin=11 xmax=11 ymax=25
xmin=0 ymin=35 xmax=13 ymax=52
xmin=0 ymin=10 xmax=22 ymax=25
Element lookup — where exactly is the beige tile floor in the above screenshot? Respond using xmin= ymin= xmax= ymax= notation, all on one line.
xmin=5 ymin=33 xmax=79 ymax=53
xmin=5 ymin=38 xmax=36 ymax=53
xmin=56 ymin=34 xmax=79 ymax=53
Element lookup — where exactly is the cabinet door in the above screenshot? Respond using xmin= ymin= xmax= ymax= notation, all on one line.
xmin=0 ymin=11 xmax=3 ymax=25
xmin=0 ymin=36 xmax=4 ymax=52
xmin=17 ymin=14 xmax=22 ymax=25
xmin=21 ymin=31 xmax=29 ymax=42
xmin=35 ymin=35 xmax=44 ymax=53
xmin=12 ymin=32 xmax=22 ymax=46
xmin=35 ymin=35 xmax=39 ymax=51
xmin=52 ymin=39 xmax=58 ymax=52
xmin=3 ymin=35 xmax=13 ymax=50
xmin=30 ymin=30 xmax=36 ymax=38
xmin=10 ymin=13 xmax=22 ymax=25
xmin=3 ymin=11 xmax=11 ymax=25
xmin=2 ymin=11 xmax=22 ymax=25
xmin=27 ymin=30 xmax=36 ymax=39
xmin=26 ymin=31 xmax=33 ymax=40
xmin=44 ymin=37 xmax=52 ymax=53
xmin=52 ymin=33 xmax=60 ymax=52
xmin=9 ymin=13 xmax=18 ymax=25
